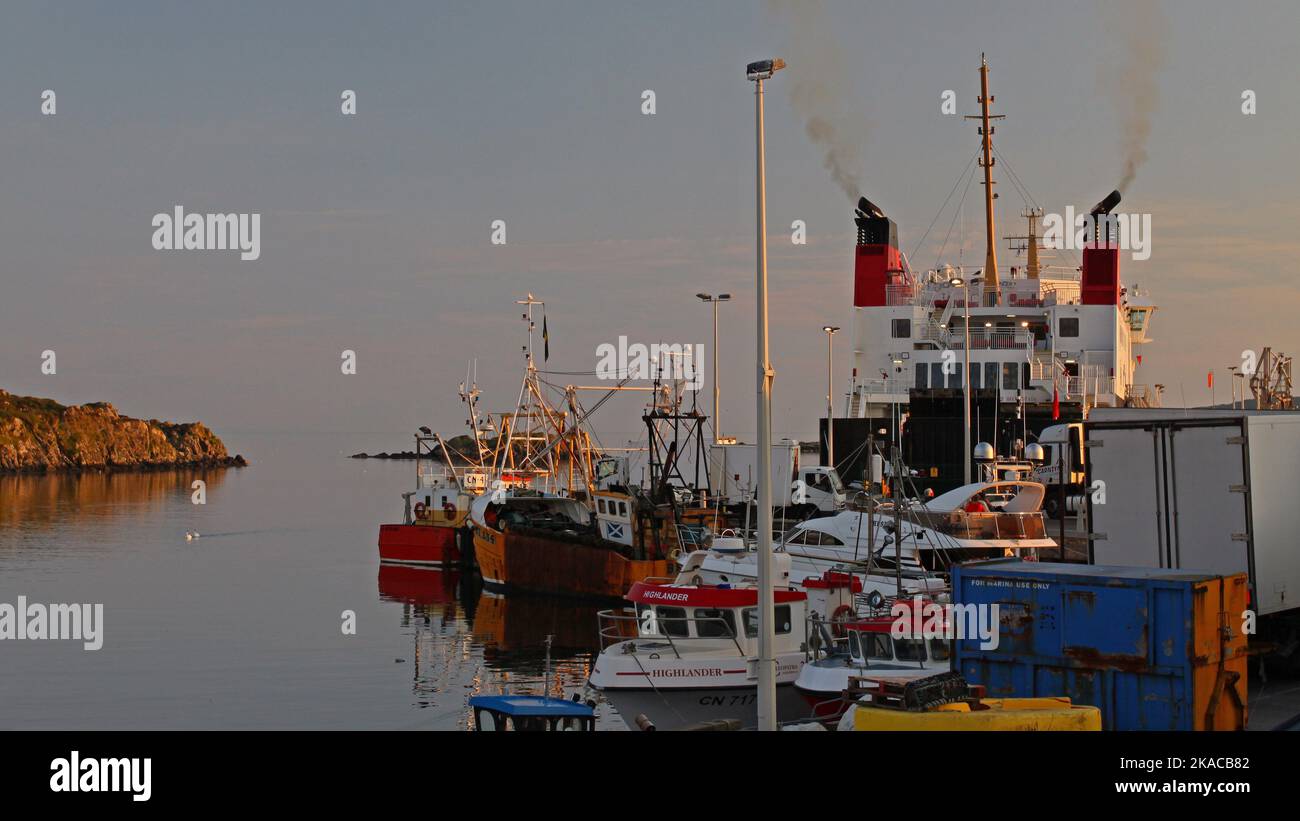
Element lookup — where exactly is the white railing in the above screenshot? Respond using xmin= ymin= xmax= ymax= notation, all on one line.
xmin=888 ymin=274 xmax=1083 ymax=309
xmin=946 ymin=328 xmax=1034 ymax=350
xmin=854 ymin=375 xmax=914 ymax=400
xmin=885 ymin=283 xmax=919 ymax=305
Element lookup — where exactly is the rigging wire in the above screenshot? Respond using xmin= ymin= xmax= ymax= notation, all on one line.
xmin=933 ymin=161 xmax=980 ymax=273
xmin=908 ymin=147 xmax=982 ymax=264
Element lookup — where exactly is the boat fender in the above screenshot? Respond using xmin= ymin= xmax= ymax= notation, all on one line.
xmin=830 ymin=604 xmax=855 ymax=638
xmin=413 ymin=502 xmax=429 ymax=520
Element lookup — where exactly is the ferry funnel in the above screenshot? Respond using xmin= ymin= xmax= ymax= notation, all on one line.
xmin=1082 ymin=189 xmax=1123 ymax=305
xmin=1089 ymin=189 xmax=1122 ymax=217
xmin=852 ymin=198 xmax=902 ymax=307
xmin=856 ymin=196 xmax=885 ymax=219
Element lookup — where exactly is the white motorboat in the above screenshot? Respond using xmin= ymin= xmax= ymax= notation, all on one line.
xmin=588 ymin=554 xmax=856 ymax=730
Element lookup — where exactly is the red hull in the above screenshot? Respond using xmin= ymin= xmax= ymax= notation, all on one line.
xmin=378 ymin=523 xmax=460 ymax=566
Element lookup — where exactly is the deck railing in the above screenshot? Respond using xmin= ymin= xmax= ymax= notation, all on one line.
xmin=596 ymin=608 xmax=748 ymax=659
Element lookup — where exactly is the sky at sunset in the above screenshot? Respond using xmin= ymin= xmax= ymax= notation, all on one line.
xmin=2 ymin=1 xmax=1297 ymax=450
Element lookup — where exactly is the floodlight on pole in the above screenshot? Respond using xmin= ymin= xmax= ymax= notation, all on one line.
xmin=748 ymin=54 xmax=784 ymax=731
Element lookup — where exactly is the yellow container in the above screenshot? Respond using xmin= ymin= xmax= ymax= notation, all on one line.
xmin=852 ymin=697 xmax=1102 ymax=731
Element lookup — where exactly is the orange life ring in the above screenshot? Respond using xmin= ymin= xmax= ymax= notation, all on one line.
xmin=830 ymin=604 xmax=855 ymax=638
xmin=413 ymin=502 xmax=429 ymax=520
xmin=443 ymin=500 xmax=457 ymax=520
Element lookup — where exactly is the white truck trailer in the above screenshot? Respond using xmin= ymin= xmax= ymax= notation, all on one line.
xmin=707 ymin=441 xmax=845 ymax=516
xmin=1083 ymin=408 xmax=1300 ymax=665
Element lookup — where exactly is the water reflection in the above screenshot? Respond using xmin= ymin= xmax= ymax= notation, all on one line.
xmin=0 ymin=468 xmax=229 ymax=531
xmin=376 ymin=564 xmax=617 ymax=730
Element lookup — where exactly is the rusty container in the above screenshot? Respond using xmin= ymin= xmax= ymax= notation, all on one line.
xmin=950 ymin=559 xmax=1248 ymax=730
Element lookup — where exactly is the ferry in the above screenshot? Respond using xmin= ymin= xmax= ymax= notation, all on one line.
xmin=828 ymin=56 xmax=1157 ymax=494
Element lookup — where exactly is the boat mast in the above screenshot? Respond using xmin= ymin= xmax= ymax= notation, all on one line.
xmin=967 ymin=54 xmax=1004 ymax=307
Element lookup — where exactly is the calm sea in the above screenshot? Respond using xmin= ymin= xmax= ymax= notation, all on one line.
xmin=0 ymin=432 xmax=624 ymax=730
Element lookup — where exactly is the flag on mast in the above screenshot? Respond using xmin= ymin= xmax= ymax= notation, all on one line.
xmin=1052 ymin=372 xmax=1060 ymax=421
xmin=542 ymin=314 xmax=550 ymax=362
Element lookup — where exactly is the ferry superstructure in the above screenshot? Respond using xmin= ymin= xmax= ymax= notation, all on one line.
xmin=839 ymin=57 xmax=1158 ymax=435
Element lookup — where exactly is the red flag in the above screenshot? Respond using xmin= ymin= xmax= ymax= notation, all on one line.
xmin=1052 ymin=384 xmax=1060 ymax=421
xmin=1207 ymin=371 xmax=1214 ymax=389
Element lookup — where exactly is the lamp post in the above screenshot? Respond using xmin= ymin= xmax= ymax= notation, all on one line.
xmin=697 ymin=293 xmax=731 ymax=443
xmin=950 ymin=274 xmax=981 ymax=485
xmin=822 ymin=326 xmax=840 ymax=469
xmin=747 ymin=55 xmax=784 ymax=731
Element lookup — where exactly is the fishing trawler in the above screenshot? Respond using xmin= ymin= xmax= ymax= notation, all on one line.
xmin=467 ymin=296 xmax=713 ymax=599
xmin=827 ymin=56 xmax=1158 ymax=494
xmin=376 ymin=366 xmax=512 ymax=567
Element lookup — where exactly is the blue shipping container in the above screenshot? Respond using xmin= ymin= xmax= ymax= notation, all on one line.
xmin=950 ymin=559 xmax=1248 ymax=731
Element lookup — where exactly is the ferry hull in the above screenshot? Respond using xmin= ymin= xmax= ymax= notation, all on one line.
xmin=474 ymin=526 xmax=672 ymax=600
xmin=378 ymin=523 xmax=460 ymax=567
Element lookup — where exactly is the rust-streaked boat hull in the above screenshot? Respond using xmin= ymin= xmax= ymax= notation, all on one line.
xmin=474 ymin=525 xmax=672 ymax=600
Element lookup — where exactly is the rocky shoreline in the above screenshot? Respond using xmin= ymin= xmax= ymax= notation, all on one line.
xmin=0 ymin=389 xmax=246 ymax=474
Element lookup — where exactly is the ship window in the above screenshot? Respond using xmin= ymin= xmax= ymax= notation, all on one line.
xmin=847 ymin=631 xmax=863 ymax=661
xmin=658 ymin=606 xmax=689 ymax=638
xmin=947 ymin=365 xmax=962 ymax=389
xmin=891 ymin=318 xmax=911 ymax=338
xmin=894 ymin=637 xmax=928 ymax=662
xmin=818 ymin=533 xmax=843 ymax=546
xmin=597 ymin=499 xmax=606 ymax=514
xmin=694 ymin=608 xmax=737 ymax=638
xmin=984 ymin=362 xmax=998 ymax=391
xmin=930 ymin=363 xmax=944 ymax=390
xmin=915 ymin=363 xmax=928 ymax=389
xmin=1002 ymin=362 xmax=1018 ymax=390
xmin=618 ymin=501 xmax=628 ymax=517
xmin=743 ymin=605 xmax=792 ymax=637
xmin=929 ymin=639 xmax=951 ymax=662
xmin=864 ymin=632 xmax=893 ymax=660
xmin=968 ymin=363 xmax=980 ymax=389
xmin=1059 ymin=317 xmax=1079 ymax=338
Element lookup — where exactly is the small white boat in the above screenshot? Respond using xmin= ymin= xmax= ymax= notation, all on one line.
xmin=588 ymin=555 xmax=856 ymax=730
xmin=794 ymin=597 xmax=952 ymax=726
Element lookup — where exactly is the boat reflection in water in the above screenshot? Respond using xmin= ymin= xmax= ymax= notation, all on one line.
xmin=375 ymin=563 xmax=621 ymax=730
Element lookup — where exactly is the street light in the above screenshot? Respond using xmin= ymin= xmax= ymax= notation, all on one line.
xmin=748 ymin=54 xmax=784 ymax=732
xmin=697 ymin=293 xmax=732 ymax=443
xmin=949 ymin=274 xmax=981 ymax=485
xmin=822 ymin=326 xmax=840 ymax=470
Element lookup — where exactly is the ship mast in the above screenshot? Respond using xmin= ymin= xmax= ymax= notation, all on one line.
xmin=966 ymin=54 xmax=1004 ymax=306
